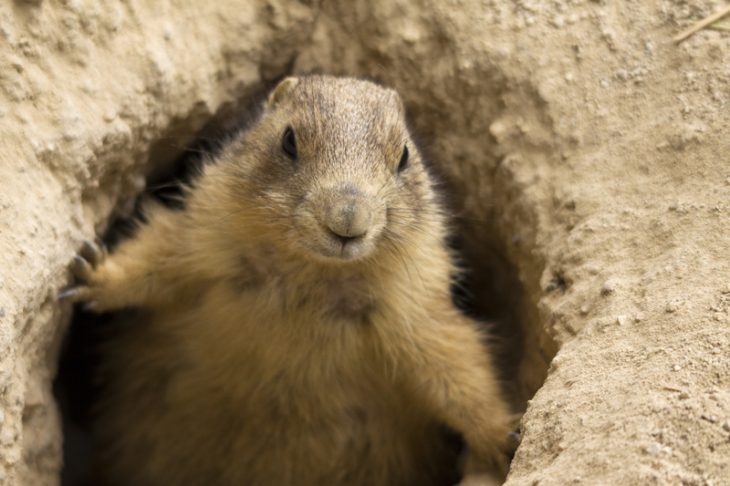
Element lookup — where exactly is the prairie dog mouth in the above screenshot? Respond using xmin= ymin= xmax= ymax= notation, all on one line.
xmin=314 ymin=227 xmax=376 ymax=261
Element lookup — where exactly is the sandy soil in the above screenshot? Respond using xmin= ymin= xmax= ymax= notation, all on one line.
xmin=1 ymin=0 xmax=729 ymax=484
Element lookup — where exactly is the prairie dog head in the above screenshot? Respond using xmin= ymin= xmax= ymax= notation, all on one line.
xmin=220 ymin=75 xmax=440 ymax=264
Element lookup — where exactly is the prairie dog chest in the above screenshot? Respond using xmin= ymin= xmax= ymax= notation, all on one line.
xmin=190 ymin=259 xmax=386 ymax=384
xmin=229 ymin=253 xmax=380 ymax=326
xmin=189 ymin=287 xmax=388 ymax=424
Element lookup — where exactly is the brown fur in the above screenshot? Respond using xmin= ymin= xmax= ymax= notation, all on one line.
xmin=68 ymin=76 xmax=512 ymax=485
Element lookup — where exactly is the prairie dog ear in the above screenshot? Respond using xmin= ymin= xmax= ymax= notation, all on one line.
xmin=267 ymin=77 xmax=299 ymax=108
xmin=387 ymin=88 xmax=406 ymax=115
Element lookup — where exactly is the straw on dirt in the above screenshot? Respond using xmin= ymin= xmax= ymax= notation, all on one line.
xmin=674 ymin=4 xmax=730 ymax=43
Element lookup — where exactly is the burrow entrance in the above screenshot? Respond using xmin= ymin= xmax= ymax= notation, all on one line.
xmin=53 ymin=80 xmax=554 ymax=485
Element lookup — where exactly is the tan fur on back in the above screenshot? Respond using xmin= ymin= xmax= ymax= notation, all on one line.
xmin=71 ymin=76 xmax=512 ymax=485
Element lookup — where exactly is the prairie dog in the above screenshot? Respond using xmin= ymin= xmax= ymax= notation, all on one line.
xmin=62 ymin=75 xmax=512 ymax=485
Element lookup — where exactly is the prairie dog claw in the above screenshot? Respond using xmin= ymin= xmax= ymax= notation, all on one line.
xmin=59 ymin=239 xmax=112 ymax=311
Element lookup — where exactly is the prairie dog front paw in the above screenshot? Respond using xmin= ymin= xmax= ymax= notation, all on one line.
xmin=59 ymin=239 xmax=124 ymax=312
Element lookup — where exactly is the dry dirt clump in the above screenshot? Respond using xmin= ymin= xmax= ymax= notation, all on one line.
xmin=1 ymin=0 xmax=729 ymax=485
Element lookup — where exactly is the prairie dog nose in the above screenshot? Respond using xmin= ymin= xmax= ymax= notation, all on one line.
xmin=325 ymin=192 xmax=373 ymax=241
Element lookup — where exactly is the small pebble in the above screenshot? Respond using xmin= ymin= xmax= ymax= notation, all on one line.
xmin=672 ymin=364 xmax=681 ymax=372
xmin=722 ymin=421 xmax=730 ymax=432
xmin=679 ymin=391 xmax=690 ymax=399
xmin=645 ymin=443 xmax=662 ymax=455
xmin=0 ymin=428 xmax=15 ymax=446
xmin=489 ymin=120 xmax=508 ymax=138
xmin=601 ymin=280 xmax=616 ymax=296
xmin=665 ymin=299 xmax=681 ymax=313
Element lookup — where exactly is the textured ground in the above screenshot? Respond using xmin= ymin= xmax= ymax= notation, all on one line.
xmin=1 ymin=0 xmax=729 ymax=484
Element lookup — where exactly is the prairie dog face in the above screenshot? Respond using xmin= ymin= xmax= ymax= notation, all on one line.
xmin=225 ymin=75 xmax=437 ymax=264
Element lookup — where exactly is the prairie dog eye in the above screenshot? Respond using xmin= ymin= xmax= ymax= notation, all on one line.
xmin=397 ymin=145 xmax=409 ymax=174
xmin=282 ymin=126 xmax=297 ymax=159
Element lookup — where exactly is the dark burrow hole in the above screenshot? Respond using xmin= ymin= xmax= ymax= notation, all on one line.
xmin=53 ymin=90 xmax=543 ymax=485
